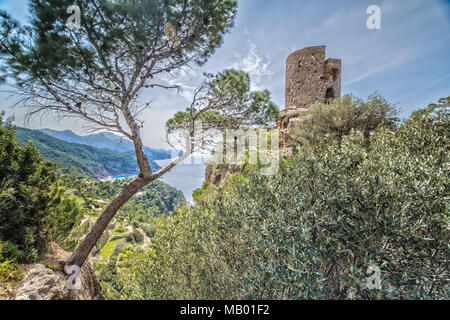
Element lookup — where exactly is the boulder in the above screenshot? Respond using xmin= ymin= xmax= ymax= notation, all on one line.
xmin=14 ymin=244 xmax=104 ymax=300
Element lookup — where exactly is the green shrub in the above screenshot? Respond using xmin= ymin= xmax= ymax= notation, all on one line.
xmin=115 ymin=226 xmax=127 ymax=234
xmin=0 ymin=241 xmax=23 ymax=282
xmin=0 ymin=241 xmax=25 ymax=262
xmin=290 ymin=92 xmax=399 ymax=145
xmin=126 ymin=234 xmax=133 ymax=243
xmin=44 ymin=264 xmax=60 ymax=272
xmin=142 ymin=224 xmax=156 ymax=238
xmin=119 ymin=100 xmax=449 ymax=300
xmin=132 ymin=230 xmax=144 ymax=243
xmin=46 ymin=193 xmax=84 ymax=247
xmin=0 ymin=116 xmax=57 ymax=262
xmin=192 ymin=182 xmax=216 ymax=203
xmin=0 ymin=259 xmax=23 ymax=282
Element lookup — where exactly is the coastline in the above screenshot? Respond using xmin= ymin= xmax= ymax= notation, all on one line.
xmin=98 ymin=153 xmax=211 ymax=203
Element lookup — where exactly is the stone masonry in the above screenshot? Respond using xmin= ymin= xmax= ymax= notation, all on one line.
xmin=280 ymin=46 xmax=341 ymax=148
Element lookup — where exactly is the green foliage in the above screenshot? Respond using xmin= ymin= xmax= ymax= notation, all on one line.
xmin=44 ymin=263 xmax=60 ymax=272
xmin=141 ymin=223 xmax=156 ymax=239
xmin=166 ymin=69 xmax=279 ymax=136
xmin=125 ymin=234 xmax=133 ymax=243
xmin=98 ymin=240 xmax=119 ymax=258
xmin=96 ymin=257 xmax=124 ymax=300
xmin=290 ymin=92 xmax=399 ymax=146
xmin=0 ymin=0 xmax=237 ymax=109
xmin=0 ymin=116 xmax=57 ymax=262
xmin=119 ymin=99 xmax=449 ymax=300
xmin=0 ymin=241 xmax=25 ymax=263
xmin=192 ymin=182 xmax=216 ymax=203
xmin=0 ymin=259 xmax=23 ymax=282
xmin=131 ymin=230 xmax=144 ymax=244
xmin=46 ymin=192 xmax=84 ymax=246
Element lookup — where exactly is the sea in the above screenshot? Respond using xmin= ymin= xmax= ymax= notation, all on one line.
xmin=108 ymin=153 xmax=211 ymax=204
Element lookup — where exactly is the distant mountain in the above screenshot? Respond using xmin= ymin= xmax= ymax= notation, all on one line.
xmin=16 ymin=127 xmax=160 ymax=179
xmin=39 ymin=128 xmax=174 ymax=160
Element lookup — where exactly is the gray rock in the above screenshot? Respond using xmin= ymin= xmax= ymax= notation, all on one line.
xmin=15 ymin=262 xmax=104 ymax=300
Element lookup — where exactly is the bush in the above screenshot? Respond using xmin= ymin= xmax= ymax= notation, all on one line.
xmin=192 ymin=182 xmax=216 ymax=203
xmin=142 ymin=224 xmax=156 ymax=238
xmin=46 ymin=193 xmax=84 ymax=247
xmin=132 ymin=230 xmax=144 ymax=243
xmin=290 ymin=92 xmax=399 ymax=145
xmin=0 ymin=241 xmax=25 ymax=262
xmin=119 ymin=99 xmax=449 ymax=300
xmin=0 ymin=259 xmax=23 ymax=282
xmin=0 ymin=241 xmax=23 ymax=282
xmin=0 ymin=115 xmax=57 ymax=262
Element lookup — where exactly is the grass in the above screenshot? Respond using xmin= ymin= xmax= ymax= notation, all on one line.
xmin=98 ymin=239 xmax=119 ymax=258
xmin=0 ymin=260 xmax=23 ymax=282
xmin=45 ymin=264 xmax=61 ymax=272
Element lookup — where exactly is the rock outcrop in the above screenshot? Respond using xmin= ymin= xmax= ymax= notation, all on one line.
xmin=13 ymin=244 xmax=104 ymax=300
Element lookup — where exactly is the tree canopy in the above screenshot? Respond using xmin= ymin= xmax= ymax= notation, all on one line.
xmin=0 ymin=0 xmax=238 ymax=135
xmin=166 ymin=69 xmax=279 ymax=151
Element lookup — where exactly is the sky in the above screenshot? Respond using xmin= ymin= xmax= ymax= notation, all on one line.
xmin=0 ymin=0 xmax=449 ymax=148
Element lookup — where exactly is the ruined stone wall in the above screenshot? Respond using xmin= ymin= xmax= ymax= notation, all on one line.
xmin=280 ymin=46 xmax=341 ymax=148
xmin=285 ymin=46 xmax=341 ymax=109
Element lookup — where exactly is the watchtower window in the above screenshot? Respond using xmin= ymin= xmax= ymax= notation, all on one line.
xmin=332 ymin=68 xmax=339 ymax=81
xmin=325 ymin=88 xmax=334 ymax=104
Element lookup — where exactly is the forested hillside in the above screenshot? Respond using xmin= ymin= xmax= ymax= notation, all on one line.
xmin=39 ymin=129 xmax=174 ymax=160
xmin=15 ymin=127 xmax=160 ymax=179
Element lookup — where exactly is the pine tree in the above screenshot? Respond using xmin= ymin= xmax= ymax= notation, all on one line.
xmin=0 ymin=0 xmax=276 ymax=270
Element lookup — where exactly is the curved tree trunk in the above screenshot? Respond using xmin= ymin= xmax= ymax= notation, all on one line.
xmin=64 ymin=98 xmax=192 ymax=272
xmin=64 ymin=175 xmax=151 ymax=271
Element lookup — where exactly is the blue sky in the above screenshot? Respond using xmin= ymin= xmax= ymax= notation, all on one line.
xmin=0 ymin=0 xmax=449 ymax=148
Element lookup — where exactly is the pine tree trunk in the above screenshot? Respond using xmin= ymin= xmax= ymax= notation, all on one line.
xmin=64 ymin=175 xmax=151 ymax=270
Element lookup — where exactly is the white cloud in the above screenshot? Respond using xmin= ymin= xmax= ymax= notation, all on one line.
xmin=160 ymin=65 xmax=199 ymax=102
xmin=232 ymin=42 xmax=273 ymax=91
xmin=343 ymin=48 xmax=415 ymax=86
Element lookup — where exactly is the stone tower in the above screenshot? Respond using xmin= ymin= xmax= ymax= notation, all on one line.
xmin=280 ymin=46 xmax=341 ymax=147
